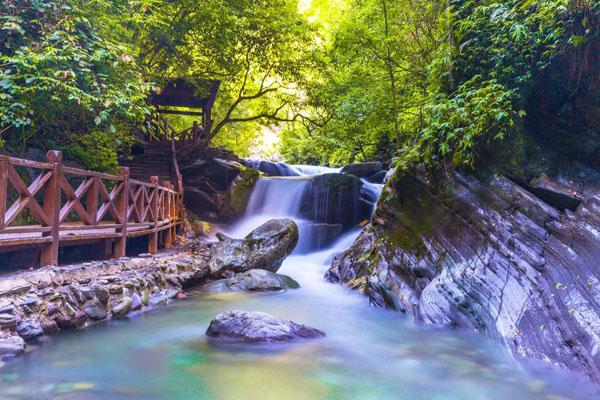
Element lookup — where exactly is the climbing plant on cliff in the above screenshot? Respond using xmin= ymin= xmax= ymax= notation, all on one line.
xmin=415 ymin=0 xmax=597 ymax=169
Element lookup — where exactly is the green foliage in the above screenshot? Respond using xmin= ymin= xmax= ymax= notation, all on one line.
xmin=0 ymin=0 xmax=151 ymax=168
xmin=65 ymin=129 xmax=134 ymax=173
xmin=415 ymin=77 xmax=517 ymax=168
xmin=283 ymin=0 xmax=597 ymax=170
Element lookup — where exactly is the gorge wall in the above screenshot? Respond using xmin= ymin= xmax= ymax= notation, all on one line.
xmin=326 ymin=170 xmax=600 ymax=384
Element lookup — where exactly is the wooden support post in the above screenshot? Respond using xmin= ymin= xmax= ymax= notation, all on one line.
xmin=192 ymin=121 xmax=198 ymax=144
xmin=114 ymin=167 xmax=129 ymax=258
xmin=148 ymin=176 xmax=159 ymax=254
xmin=87 ymin=176 xmax=99 ymax=226
xmin=41 ymin=151 xmax=62 ymax=267
xmin=0 ymin=156 xmax=8 ymax=231
xmin=164 ymin=118 xmax=169 ymax=143
xmin=102 ymin=239 xmax=113 ymax=259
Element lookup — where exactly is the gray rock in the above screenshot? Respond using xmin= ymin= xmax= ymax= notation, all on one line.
xmin=131 ymin=293 xmax=142 ymax=311
xmin=16 ymin=320 xmax=43 ymax=340
xmin=208 ymin=219 xmax=299 ymax=277
xmin=92 ymin=284 xmax=110 ymax=304
xmin=0 ymin=336 xmax=25 ymax=358
xmin=165 ymin=289 xmax=179 ymax=299
xmin=111 ymin=296 xmax=132 ymax=318
xmin=0 ymin=279 xmax=31 ymax=297
xmin=41 ymin=318 xmax=58 ymax=334
xmin=149 ymin=294 xmax=168 ymax=307
xmin=84 ymin=302 xmax=108 ymax=321
xmin=340 ymin=161 xmax=384 ymax=178
xmin=55 ymin=311 xmax=86 ymax=330
xmin=203 ymin=269 xmax=299 ymax=292
xmin=0 ymin=313 xmax=17 ymax=330
xmin=206 ymin=310 xmax=325 ymax=343
xmin=109 ymin=284 xmax=123 ymax=295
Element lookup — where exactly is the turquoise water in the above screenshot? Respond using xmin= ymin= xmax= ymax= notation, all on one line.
xmin=0 ymin=232 xmax=598 ymax=400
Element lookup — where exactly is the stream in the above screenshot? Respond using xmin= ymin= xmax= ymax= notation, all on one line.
xmin=0 ymin=163 xmax=597 ymax=399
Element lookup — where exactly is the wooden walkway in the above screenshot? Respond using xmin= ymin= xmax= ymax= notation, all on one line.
xmin=0 ymin=150 xmax=183 ymax=267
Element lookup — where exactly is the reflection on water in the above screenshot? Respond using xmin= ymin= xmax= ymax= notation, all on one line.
xmin=0 ymin=231 xmax=598 ymax=399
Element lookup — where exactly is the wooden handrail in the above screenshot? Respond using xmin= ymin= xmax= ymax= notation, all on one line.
xmin=0 ymin=151 xmax=184 ymax=266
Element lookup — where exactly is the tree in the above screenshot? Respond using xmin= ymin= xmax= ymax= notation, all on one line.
xmin=133 ymin=0 xmax=316 ymax=153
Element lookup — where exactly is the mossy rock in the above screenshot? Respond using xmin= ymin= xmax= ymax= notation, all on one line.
xmin=220 ymin=166 xmax=260 ymax=219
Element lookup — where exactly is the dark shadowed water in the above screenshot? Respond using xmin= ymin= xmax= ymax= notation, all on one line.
xmin=0 ymin=167 xmax=598 ymax=399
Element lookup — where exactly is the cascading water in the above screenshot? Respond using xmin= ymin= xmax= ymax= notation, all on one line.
xmin=229 ymin=161 xmax=379 ymax=253
xmin=0 ymin=162 xmax=597 ymax=400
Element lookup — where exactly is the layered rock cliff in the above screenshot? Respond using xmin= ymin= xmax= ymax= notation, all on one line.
xmin=326 ymin=170 xmax=600 ymax=383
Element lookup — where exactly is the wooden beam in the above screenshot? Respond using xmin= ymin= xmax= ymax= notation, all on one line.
xmin=156 ymin=109 xmax=203 ymax=117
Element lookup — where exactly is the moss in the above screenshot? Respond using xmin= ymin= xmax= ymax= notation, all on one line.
xmin=220 ymin=167 xmax=260 ymax=219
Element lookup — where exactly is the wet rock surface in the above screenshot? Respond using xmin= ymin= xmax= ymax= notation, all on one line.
xmin=207 ymin=219 xmax=299 ymax=276
xmin=206 ymin=310 xmax=325 ymax=343
xmin=203 ymin=269 xmax=299 ymax=292
xmin=179 ymin=147 xmax=259 ymax=221
xmin=326 ymin=171 xmax=600 ymax=384
xmin=340 ymin=161 xmax=385 ymax=178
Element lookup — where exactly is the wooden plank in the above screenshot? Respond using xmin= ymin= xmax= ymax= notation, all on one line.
xmin=7 ymin=157 xmax=53 ymax=170
xmin=156 ymin=109 xmax=203 ymax=117
xmin=63 ymin=166 xmax=122 ymax=182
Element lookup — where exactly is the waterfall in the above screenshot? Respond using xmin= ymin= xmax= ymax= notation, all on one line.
xmin=228 ymin=162 xmax=383 ymax=253
xmin=243 ymin=159 xmax=341 ymax=176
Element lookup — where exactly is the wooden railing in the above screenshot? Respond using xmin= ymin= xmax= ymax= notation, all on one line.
xmin=0 ymin=151 xmax=182 ymax=267
xmin=142 ymin=116 xmax=204 ymax=150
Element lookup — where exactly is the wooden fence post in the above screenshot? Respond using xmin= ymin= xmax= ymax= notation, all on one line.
xmin=41 ymin=151 xmax=62 ymax=266
xmin=163 ymin=181 xmax=173 ymax=248
xmin=114 ymin=167 xmax=129 ymax=258
xmin=0 ymin=156 xmax=8 ymax=231
xmin=148 ymin=176 xmax=159 ymax=253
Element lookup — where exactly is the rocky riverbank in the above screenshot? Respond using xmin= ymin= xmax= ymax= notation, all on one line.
xmin=326 ymin=169 xmax=600 ymax=384
xmin=0 ymin=244 xmax=209 ymax=361
xmin=0 ymin=218 xmax=300 ymax=363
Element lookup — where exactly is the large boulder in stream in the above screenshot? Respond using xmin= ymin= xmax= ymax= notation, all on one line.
xmin=203 ymin=269 xmax=299 ymax=292
xmin=299 ymin=173 xmax=371 ymax=230
xmin=340 ymin=161 xmax=385 ymax=178
xmin=326 ymin=170 xmax=600 ymax=384
xmin=206 ymin=310 xmax=325 ymax=343
xmin=207 ymin=219 xmax=299 ymax=277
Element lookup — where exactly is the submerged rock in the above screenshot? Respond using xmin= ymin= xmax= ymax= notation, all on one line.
xmin=203 ymin=269 xmax=299 ymax=292
xmin=206 ymin=310 xmax=325 ymax=343
xmin=208 ymin=219 xmax=299 ymax=276
xmin=327 ymin=171 xmax=600 ymax=384
xmin=0 ymin=336 xmax=25 ymax=358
